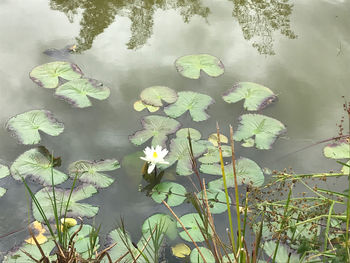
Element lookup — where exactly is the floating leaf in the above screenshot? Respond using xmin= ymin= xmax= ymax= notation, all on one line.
xmin=0 ymin=164 xmax=9 ymax=198
xmin=25 ymin=221 xmax=48 ymax=245
xmin=129 ymin=115 xmax=181 ymax=147
xmin=241 ymin=138 xmax=255 ymax=148
xmin=33 ymin=185 xmax=99 ymax=221
xmin=161 ymin=137 xmax=210 ymax=175
xmin=3 ymin=241 xmax=56 ymax=263
xmin=175 ymin=54 xmax=224 ymax=79
xmin=0 ymin=187 xmax=6 ymax=198
xmin=142 ymin=213 xmax=177 ymax=240
xmin=68 ymin=224 xmax=99 ymax=259
xmin=190 ymin=247 xmax=215 ymax=263
xmin=133 ymin=100 xmax=159 ymax=112
xmin=176 ymin=128 xmax=202 ymax=141
xmin=222 ymin=254 xmax=236 ymax=263
xmin=151 ymin=182 xmax=187 ymax=206
xmin=208 ymin=133 xmax=228 ymax=146
xmin=197 ymin=189 xmax=231 ymax=214
xmin=172 ymin=243 xmax=191 ymax=258
xmin=164 ymin=91 xmax=215 ymax=122
xmin=140 ymin=86 xmax=178 ymax=107
xmin=342 ymin=161 xmax=350 ymax=175
xmin=198 ymin=145 xmax=232 ymax=164
xmin=323 ymin=139 xmax=350 ymax=159
xmin=55 ymin=78 xmax=110 ymax=108
xmin=10 ymin=148 xmax=68 ymax=185
xmin=263 ymin=241 xmax=299 ymax=263
xmin=68 ymin=159 xmax=120 ymax=188
xmin=30 ymin=61 xmax=83 ymax=89
xmin=222 ymin=82 xmax=276 ymax=111
xmin=6 ymin=110 xmax=64 ymax=145
xmin=178 ymin=213 xmax=212 ymax=242
xmin=201 ymin=158 xmax=264 ymax=189
xmin=235 ymin=114 xmax=286 ymax=150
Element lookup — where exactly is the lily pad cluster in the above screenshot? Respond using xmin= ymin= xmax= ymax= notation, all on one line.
xmin=30 ymin=61 xmax=110 ymax=108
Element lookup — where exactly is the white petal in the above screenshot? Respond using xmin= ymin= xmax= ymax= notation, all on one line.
xmin=147 ymin=163 xmax=156 ymax=174
xmin=155 ymin=145 xmax=162 ymax=152
xmin=140 ymin=157 xmax=149 ymax=162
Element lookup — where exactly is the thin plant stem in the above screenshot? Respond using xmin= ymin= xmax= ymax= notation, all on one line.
xmin=324 ymin=201 xmax=335 ymax=262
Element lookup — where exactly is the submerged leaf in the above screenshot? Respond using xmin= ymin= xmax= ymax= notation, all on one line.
xmin=68 ymin=159 xmax=120 ymax=188
xmin=175 ymin=54 xmax=224 ymax=79
xmin=55 ymin=78 xmax=110 ymax=108
xmin=235 ymin=114 xmax=286 ymax=150
xmin=151 ymin=182 xmax=187 ymax=206
xmin=6 ymin=110 xmax=64 ymax=145
xmin=172 ymin=243 xmax=191 ymax=258
xmin=164 ymin=91 xmax=215 ymax=122
xmin=178 ymin=213 xmax=212 ymax=242
xmin=190 ymin=247 xmax=215 ymax=263
xmin=129 ymin=115 xmax=181 ymax=147
xmin=10 ymin=148 xmax=68 ymax=185
xmin=142 ymin=213 xmax=177 ymax=240
xmin=222 ymin=82 xmax=276 ymax=111
xmin=140 ymin=86 xmax=178 ymax=107
xmin=201 ymin=158 xmax=264 ymax=189
xmin=323 ymin=139 xmax=350 ymax=159
xmin=33 ymin=185 xmax=98 ymax=221
xmin=197 ymin=189 xmax=231 ymax=214
xmin=30 ymin=61 xmax=83 ymax=89
xmin=133 ymin=100 xmax=159 ymax=112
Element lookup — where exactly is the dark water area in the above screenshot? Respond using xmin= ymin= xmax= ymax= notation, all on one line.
xmin=0 ymin=0 xmax=349 ymax=260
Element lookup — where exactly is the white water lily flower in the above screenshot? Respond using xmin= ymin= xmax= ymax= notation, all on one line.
xmin=140 ymin=145 xmax=169 ymax=174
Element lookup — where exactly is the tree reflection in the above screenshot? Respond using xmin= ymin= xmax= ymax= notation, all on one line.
xmin=230 ymin=0 xmax=297 ymax=55
xmin=49 ymin=0 xmax=210 ymax=52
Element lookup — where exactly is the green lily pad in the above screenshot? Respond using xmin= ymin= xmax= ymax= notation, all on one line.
xmin=197 ymin=189 xmax=230 ymax=214
xmin=241 ymin=138 xmax=255 ymax=148
xmin=6 ymin=110 xmax=64 ymax=145
xmin=68 ymin=224 xmax=100 ymax=259
xmin=140 ymin=86 xmax=178 ymax=107
xmin=161 ymin=137 xmax=210 ymax=175
xmin=198 ymin=145 xmax=232 ymax=164
xmin=201 ymin=158 xmax=264 ymax=189
xmin=133 ymin=100 xmax=159 ymax=112
xmin=55 ymin=78 xmax=110 ymax=108
xmin=142 ymin=213 xmax=177 ymax=240
xmin=263 ymin=241 xmax=299 ymax=263
xmin=10 ymin=148 xmax=68 ymax=185
xmin=3 ymin=241 xmax=56 ymax=263
xmin=30 ymin=61 xmax=83 ymax=89
xmin=175 ymin=54 xmax=224 ymax=79
xmin=129 ymin=115 xmax=181 ymax=147
xmin=342 ymin=161 xmax=350 ymax=175
xmin=178 ymin=213 xmax=212 ymax=242
xmin=176 ymin=128 xmax=202 ymax=141
xmin=208 ymin=133 xmax=228 ymax=146
xmin=235 ymin=114 xmax=286 ymax=150
xmin=33 ymin=185 xmax=99 ymax=221
xmin=190 ymin=247 xmax=215 ymax=263
xmin=68 ymin=159 xmax=120 ymax=188
xmin=222 ymin=254 xmax=236 ymax=263
xmin=151 ymin=182 xmax=187 ymax=206
xmin=0 ymin=164 xmax=9 ymax=198
xmin=323 ymin=139 xmax=350 ymax=159
xmin=222 ymin=82 xmax=276 ymax=111
xmin=164 ymin=91 xmax=215 ymax=122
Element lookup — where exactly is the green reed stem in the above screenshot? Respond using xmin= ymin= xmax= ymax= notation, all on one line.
xmin=324 ymin=201 xmax=335 ymax=262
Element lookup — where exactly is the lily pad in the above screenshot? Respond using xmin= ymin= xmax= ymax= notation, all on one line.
xmin=342 ymin=161 xmax=350 ymax=175
xmin=201 ymin=158 xmax=264 ymax=189
xmin=133 ymin=100 xmax=159 ymax=112
xmin=68 ymin=224 xmax=100 ymax=259
xmin=164 ymin=91 xmax=215 ymax=122
xmin=30 ymin=61 xmax=83 ymax=89
xmin=3 ymin=241 xmax=56 ymax=262
xmin=33 ymin=185 xmax=99 ymax=221
xmin=178 ymin=213 xmax=212 ymax=242
xmin=208 ymin=133 xmax=228 ymax=146
xmin=176 ymin=128 xmax=202 ymax=141
xmin=140 ymin=86 xmax=178 ymax=107
xmin=323 ymin=139 xmax=350 ymax=159
xmin=142 ymin=213 xmax=177 ymax=240
xmin=161 ymin=137 xmax=210 ymax=175
xmin=190 ymin=247 xmax=215 ymax=263
xmin=6 ymin=110 xmax=64 ymax=145
xmin=235 ymin=114 xmax=286 ymax=150
xmin=10 ymin=148 xmax=68 ymax=185
xmin=0 ymin=165 xmax=9 ymax=197
xmin=197 ymin=189 xmax=231 ymax=214
xmin=222 ymin=82 xmax=276 ymax=111
xmin=151 ymin=182 xmax=187 ymax=206
xmin=198 ymin=145 xmax=232 ymax=164
xmin=172 ymin=243 xmax=191 ymax=258
xmin=55 ymin=78 xmax=110 ymax=108
xmin=175 ymin=54 xmax=224 ymax=79
xmin=263 ymin=241 xmax=299 ymax=263
xmin=68 ymin=159 xmax=120 ymax=188
xmin=129 ymin=115 xmax=181 ymax=147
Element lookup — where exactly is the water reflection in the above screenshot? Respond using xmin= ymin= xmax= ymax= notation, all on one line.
xmin=49 ymin=0 xmax=210 ymax=51
xmin=230 ymin=0 xmax=297 ymax=55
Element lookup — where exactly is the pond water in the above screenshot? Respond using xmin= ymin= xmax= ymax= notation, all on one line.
xmin=0 ymin=0 xmax=349 ymax=260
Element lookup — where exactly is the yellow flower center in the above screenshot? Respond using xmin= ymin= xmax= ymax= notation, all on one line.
xmin=153 ymin=151 xmax=158 ymax=158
